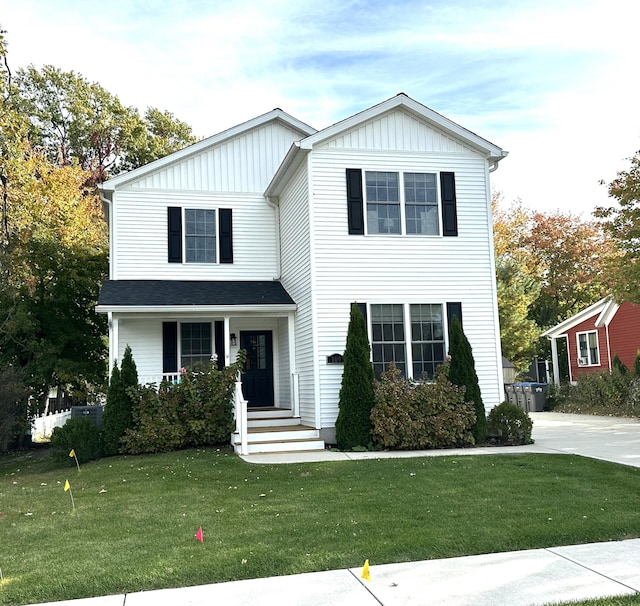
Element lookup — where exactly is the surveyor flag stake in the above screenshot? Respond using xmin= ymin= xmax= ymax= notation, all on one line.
xmin=64 ymin=479 xmax=75 ymax=512
xmin=195 ymin=527 xmax=204 ymax=542
xmin=69 ymin=449 xmax=80 ymax=471
xmin=361 ymin=559 xmax=370 ymax=582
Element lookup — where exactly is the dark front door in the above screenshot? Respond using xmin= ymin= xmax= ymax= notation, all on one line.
xmin=240 ymin=331 xmax=274 ymax=407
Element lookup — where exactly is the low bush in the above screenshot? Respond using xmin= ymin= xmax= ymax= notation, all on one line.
xmin=552 ymin=368 xmax=633 ymax=416
xmin=487 ymin=401 xmax=533 ymax=445
xmin=50 ymin=417 xmax=103 ymax=464
xmin=121 ymin=355 xmax=243 ymax=455
xmin=370 ymin=364 xmax=475 ymax=450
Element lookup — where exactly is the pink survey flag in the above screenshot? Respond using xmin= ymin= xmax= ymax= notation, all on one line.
xmin=195 ymin=526 xmax=204 ymax=542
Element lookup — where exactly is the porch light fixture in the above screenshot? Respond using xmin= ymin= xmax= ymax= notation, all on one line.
xmin=230 ymin=333 xmax=237 ymax=346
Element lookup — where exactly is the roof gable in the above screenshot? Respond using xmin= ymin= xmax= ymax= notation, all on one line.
xmin=300 ymin=93 xmax=506 ymax=161
xmin=542 ymin=297 xmax=617 ymax=338
xmin=100 ymin=109 xmax=316 ymax=192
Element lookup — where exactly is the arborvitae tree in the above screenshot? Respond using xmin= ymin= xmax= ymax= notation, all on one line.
xmin=335 ymin=304 xmax=375 ymax=450
xmin=613 ymin=354 xmax=629 ymax=375
xmin=102 ymin=346 xmax=138 ymax=455
xmin=447 ymin=316 xmax=487 ymax=444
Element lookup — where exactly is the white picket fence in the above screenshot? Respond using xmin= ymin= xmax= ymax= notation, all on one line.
xmin=31 ymin=409 xmax=72 ymax=443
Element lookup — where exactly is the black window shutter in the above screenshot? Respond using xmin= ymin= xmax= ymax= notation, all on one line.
xmin=167 ymin=207 xmax=183 ymax=263
xmin=355 ymin=302 xmax=367 ymax=325
xmin=219 ymin=209 xmax=233 ymax=263
xmin=447 ymin=302 xmax=463 ymax=333
xmin=214 ymin=321 xmax=225 ymax=370
xmin=162 ymin=322 xmax=178 ymax=373
xmin=346 ymin=169 xmax=364 ymax=235
xmin=440 ymin=172 xmax=458 ymax=237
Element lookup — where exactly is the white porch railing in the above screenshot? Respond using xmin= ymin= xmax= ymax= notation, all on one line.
xmin=233 ymin=372 xmax=248 ymax=455
xmin=31 ymin=409 xmax=72 ymax=443
xmin=138 ymin=373 xmax=182 ymax=386
xmin=292 ymin=372 xmax=300 ymax=418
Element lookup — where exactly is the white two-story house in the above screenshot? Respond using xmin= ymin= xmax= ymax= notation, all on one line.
xmin=97 ymin=93 xmax=507 ymax=454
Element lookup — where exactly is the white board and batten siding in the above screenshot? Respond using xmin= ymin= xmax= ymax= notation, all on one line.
xmin=306 ymin=111 xmax=503 ymax=428
xmin=125 ymin=121 xmax=307 ymax=194
xmin=277 ymin=161 xmax=317 ymax=427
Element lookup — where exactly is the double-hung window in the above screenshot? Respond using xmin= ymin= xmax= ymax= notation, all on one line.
xmin=577 ymin=330 xmax=599 ymax=366
xmin=180 ymin=322 xmax=212 ymax=369
xmin=369 ymin=303 xmax=446 ymax=379
xmin=185 ymin=209 xmax=216 ymax=263
xmin=365 ymin=171 xmax=439 ymax=235
xmin=366 ymin=172 xmax=400 ymax=234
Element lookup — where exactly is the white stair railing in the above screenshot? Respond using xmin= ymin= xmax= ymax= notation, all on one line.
xmin=233 ymin=372 xmax=248 ymax=455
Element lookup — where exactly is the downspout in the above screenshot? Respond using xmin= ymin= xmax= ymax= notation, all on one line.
xmin=266 ymin=196 xmax=281 ymax=279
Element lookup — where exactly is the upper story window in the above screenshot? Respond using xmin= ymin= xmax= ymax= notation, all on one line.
xmin=168 ymin=206 xmax=233 ymax=264
xmin=347 ymin=168 xmax=456 ymax=237
xmin=577 ymin=330 xmax=599 ymax=366
xmin=185 ymin=209 xmax=216 ymax=263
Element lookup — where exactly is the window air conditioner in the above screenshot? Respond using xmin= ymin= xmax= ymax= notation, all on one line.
xmin=578 ymin=357 xmax=589 ymax=366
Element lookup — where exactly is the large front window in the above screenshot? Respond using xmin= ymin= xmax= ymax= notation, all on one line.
xmin=181 ymin=322 xmax=212 ymax=369
xmin=365 ymin=171 xmax=439 ymax=235
xmin=577 ymin=330 xmax=599 ymax=366
xmin=370 ymin=303 xmax=445 ymax=379
xmin=185 ymin=209 xmax=216 ymax=263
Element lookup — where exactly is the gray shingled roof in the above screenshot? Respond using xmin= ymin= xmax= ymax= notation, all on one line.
xmin=98 ymin=280 xmax=295 ymax=307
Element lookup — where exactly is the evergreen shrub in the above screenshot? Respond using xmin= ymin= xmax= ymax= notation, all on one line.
xmin=50 ymin=417 xmax=103 ymax=464
xmin=487 ymin=401 xmax=533 ymax=445
xmin=370 ymin=364 xmax=475 ymax=450
xmin=335 ymin=304 xmax=375 ymax=450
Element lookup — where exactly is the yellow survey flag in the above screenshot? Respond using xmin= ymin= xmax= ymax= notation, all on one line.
xmin=361 ymin=559 xmax=370 ymax=582
xmin=69 ymin=449 xmax=75 ymax=458
xmin=64 ymin=479 xmax=70 ymax=492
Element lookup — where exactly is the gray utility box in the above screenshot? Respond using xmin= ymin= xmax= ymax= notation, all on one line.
xmin=519 ymin=383 xmax=548 ymax=412
xmin=71 ymin=405 xmax=104 ymax=428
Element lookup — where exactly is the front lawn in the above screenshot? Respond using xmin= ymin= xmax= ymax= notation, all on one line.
xmin=2 ymin=448 xmax=640 ymax=605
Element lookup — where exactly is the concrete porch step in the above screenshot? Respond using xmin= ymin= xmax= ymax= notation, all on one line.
xmin=232 ymin=422 xmax=326 ymax=455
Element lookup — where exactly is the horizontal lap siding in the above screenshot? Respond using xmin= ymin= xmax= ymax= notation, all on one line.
xmin=278 ymin=164 xmax=316 ymax=426
xmin=609 ymin=303 xmax=640 ymax=370
xmin=310 ymin=149 xmax=502 ymax=427
xmin=117 ymin=318 xmax=163 ymax=379
xmin=114 ymin=190 xmax=278 ymax=280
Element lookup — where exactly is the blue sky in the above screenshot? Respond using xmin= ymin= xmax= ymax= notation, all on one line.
xmin=1 ymin=0 xmax=638 ymax=215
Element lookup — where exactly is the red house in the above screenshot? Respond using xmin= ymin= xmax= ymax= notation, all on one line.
xmin=543 ymin=297 xmax=640 ymax=385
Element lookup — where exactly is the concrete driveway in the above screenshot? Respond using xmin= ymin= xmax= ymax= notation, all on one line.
xmin=529 ymin=412 xmax=640 ymax=468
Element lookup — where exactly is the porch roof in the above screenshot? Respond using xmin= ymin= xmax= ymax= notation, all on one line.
xmin=96 ymin=280 xmax=296 ymax=313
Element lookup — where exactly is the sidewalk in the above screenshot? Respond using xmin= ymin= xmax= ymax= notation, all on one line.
xmin=28 ymin=413 xmax=640 ymax=606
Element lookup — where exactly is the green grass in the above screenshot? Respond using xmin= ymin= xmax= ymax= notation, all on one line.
xmin=2 ymin=447 xmax=640 ymax=605
xmin=551 ymin=597 xmax=640 ymax=606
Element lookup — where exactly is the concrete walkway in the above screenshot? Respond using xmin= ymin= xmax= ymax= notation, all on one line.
xmin=29 ymin=413 xmax=640 ymax=606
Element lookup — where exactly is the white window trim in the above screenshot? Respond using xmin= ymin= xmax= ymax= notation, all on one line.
xmin=183 ymin=207 xmax=219 ymax=265
xmin=363 ymin=170 xmax=442 ymax=237
xmin=576 ymin=330 xmax=600 ymax=366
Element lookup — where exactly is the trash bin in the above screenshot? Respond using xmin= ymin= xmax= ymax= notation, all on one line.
xmin=504 ymin=384 xmax=517 ymax=406
xmin=512 ymin=383 xmax=528 ymax=410
xmin=520 ymin=383 xmax=548 ymax=412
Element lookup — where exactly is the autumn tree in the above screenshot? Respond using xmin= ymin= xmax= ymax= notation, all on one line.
xmin=492 ymin=197 xmax=540 ymax=371
xmin=595 ymin=150 xmax=640 ymax=303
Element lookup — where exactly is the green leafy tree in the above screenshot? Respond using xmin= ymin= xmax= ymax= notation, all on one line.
xmin=335 ymin=304 xmax=375 ymax=450
xmin=102 ymin=346 xmax=138 ymax=455
xmin=0 ymin=365 xmax=29 ymax=452
xmin=15 ymin=65 xmax=196 ymax=182
xmin=447 ymin=316 xmax=487 ymax=444
xmin=595 ymin=150 xmax=640 ymax=303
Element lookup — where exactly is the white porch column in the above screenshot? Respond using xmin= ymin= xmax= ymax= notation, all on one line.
xmin=109 ymin=313 xmax=119 ymax=374
xmin=288 ymin=312 xmax=299 ymax=418
xmin=223 ymin=315 xmax=231 ymax=366
xmin=550 ymin=336 xmax=560 ymax=386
